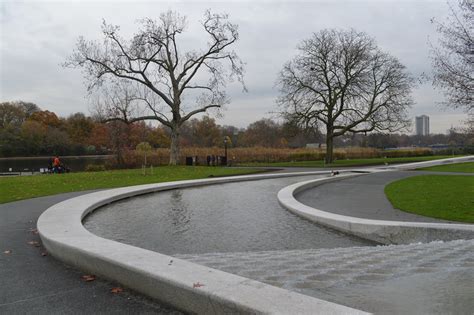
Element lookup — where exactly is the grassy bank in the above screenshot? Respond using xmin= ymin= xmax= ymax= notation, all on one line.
xmin=418 ymin=161 xmax=474 ymax=173
xmin=238 ymin=155 xmax=456 ymax=168
xmin=385 ymin=175 xmax=474 ymax=223
xmin=0 ymin=166 xmax=262 ymax=204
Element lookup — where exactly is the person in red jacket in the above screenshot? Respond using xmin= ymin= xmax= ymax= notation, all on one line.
xmin=53 ymin=156 xmax=61 ymax=173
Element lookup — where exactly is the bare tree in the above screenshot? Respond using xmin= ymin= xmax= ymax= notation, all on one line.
xmin=66 ymin=10 xmax=244 ymax=165
xmin=431 ymin=1 xmax=474 ymax=112
xmin=278 ymin=29 xmax=414 ymax=164
xmin=91 ymin=80 xmax=144 ymax=123
xmin=90 ymin=80 xmax=140 ymax=166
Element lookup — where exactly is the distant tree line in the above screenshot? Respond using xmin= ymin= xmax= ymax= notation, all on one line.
xmin=1 ymin=101 xmax=472 ymax=159
xmin=0 ymin=101 xmax=320 ymax=158
xmin=0 ymin=101 xmax=167 ymax=157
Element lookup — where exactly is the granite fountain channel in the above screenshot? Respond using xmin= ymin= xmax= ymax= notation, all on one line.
xmin=39 ymin=156 xmax=474 ymax=314
xmin=83 ymin=170 xmax=474 ymax=314
xmin=39 ymin=171 xmax=370 ymax=314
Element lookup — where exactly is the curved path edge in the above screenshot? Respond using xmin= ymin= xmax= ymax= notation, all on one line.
xmin=278 ymin=156 xmax=474 ymax=245
xmin=38 ymin=171 xmax=368 ymax=315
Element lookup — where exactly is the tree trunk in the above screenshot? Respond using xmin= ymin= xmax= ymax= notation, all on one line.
xmin=116 ymin=148 xmax=124 ymax=168
xmin=169 ymin=126 xmax=180 ymax=165
xmin=325 ymin=130 xmax=334 ymax=165
xmin=108 ymin=121 xmax=129 ymax=168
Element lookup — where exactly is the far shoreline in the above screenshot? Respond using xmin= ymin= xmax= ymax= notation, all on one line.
xmin=0 ymin=155 xmax=113 ymax=160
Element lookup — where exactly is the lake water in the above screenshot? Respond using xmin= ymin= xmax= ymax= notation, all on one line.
xmin=0 ymin=155 xmax=111 ymax=173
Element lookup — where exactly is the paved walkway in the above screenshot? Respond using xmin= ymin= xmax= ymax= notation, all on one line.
xmin=0 ymin=192 xmax=180 ymax=314
xmin=296 ymin=170 xmax=473 ymax=223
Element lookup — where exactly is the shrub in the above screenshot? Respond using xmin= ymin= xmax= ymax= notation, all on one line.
xmin=382 ymin=148 xmax=433 ymax=158
xmin=85 ymin=164 xmax=107 ymax=172
xmin=101 ymin=146 xmax=444 ymax=168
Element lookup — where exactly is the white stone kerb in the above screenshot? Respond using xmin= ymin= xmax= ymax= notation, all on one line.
xmin=277 ymin=158 xmax=474 ymax=244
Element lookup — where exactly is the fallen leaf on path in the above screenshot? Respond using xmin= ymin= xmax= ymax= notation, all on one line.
xmin=27 ymin=241 xmax=40 ymax=247
xmin=111 ymin=287 xmax=123 ymax=294
xmin=193 ymin=282 xmax=205 ymax=288
xmin=4 ymin=250 xmax=12 ymax=255
xmin=81 ymin=275 xmax=96 ymax=282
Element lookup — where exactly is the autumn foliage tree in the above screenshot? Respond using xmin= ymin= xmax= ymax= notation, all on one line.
xmin=180 ymin=116 xmax=222 ymax=147
xmin=66 ymin=10 xmax=245 ymax=165
xmin=239 ymin=119 xmax=286 ymax=147
xmin=0 ymin=101 xmax=39 ymax=129
xmin=64 ymin=113 xmax=94 ymax=145
xmin=28 ymin=110 xmax=62 ymax=128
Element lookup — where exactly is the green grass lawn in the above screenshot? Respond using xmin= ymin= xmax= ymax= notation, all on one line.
xmin=238 ymin=155 xmax=457 ymax=168
xmin=385 ymin=175 xmax=474 ymax=223
xmin=0 ymin=166 xmax=262 ymax=204
xmin=418 ymin=161 xmax=474 ymax=173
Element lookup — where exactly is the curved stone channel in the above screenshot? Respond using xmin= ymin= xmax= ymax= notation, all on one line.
xmin=84 ymin=174 xmax=374 ymax=255
xmin=37 ymin=156 xmax=474 ymax=313
xmin=83 ymin=170 xmax=474 ymax=314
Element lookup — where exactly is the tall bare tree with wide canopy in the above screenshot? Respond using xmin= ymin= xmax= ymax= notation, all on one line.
xmin=431 ymin=1 xmax=473 ymax=112
xmin=278 ymin=29 xmax=414 ymax=164
xmin=66 ymin=10 xmax=244 ymax=165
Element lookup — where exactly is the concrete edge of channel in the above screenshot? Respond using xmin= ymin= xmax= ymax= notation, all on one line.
xmin=278 ymin=156 xmax=474 ymax=245
xmin=37 ymin=170 xmax=370 ymax=315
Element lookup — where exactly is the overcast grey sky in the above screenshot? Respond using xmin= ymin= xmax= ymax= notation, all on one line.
xmin=0 ymin=0 xmax=469 ymax=133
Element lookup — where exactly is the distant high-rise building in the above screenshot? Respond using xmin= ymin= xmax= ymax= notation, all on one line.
xmin=415 ymin=115 xmax=430 ymax=136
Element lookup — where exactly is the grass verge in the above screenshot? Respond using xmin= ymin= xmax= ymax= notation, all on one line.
xmin=0 ymin=166 xmax=262 ymax=204
xmin=238 ymin=155 xmax=457 ymax=168
xmin=385 ymin=175 xmax=474 ymax=223
xmin=417 ymin=161 xmax=474 ymax=173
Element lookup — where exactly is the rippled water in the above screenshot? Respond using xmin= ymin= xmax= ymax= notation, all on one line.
xmin=178 ymin=240 xmax=474 ymax=314
xmin=84 ymin=175 xmax=374 ymax=255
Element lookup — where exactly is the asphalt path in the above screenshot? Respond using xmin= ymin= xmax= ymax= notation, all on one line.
xmin=0 ymin=191 xmax=181 ymax=314
xmin=296 ymin=170 xmax=473 ymax=223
